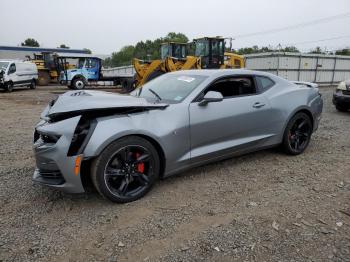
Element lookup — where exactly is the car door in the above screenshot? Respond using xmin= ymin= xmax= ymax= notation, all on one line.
xmin=189 ymin=75 xmax=275 ymax=163
xmin=84 ymin=58 xmax=100 ymax=80
xmin=8 ymin=63 xmax=18 ymax=85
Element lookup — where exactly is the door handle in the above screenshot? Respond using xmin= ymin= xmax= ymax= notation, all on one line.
xmin=253 ymin=102 xmax=265 ymax=108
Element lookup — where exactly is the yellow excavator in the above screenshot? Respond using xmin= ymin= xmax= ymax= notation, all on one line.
xmin=133 ymin=37 xmax=244 ymax=88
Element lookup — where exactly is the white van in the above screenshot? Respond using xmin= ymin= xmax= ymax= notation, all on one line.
xmin=0 ymin=60 xmax=38 ymax=92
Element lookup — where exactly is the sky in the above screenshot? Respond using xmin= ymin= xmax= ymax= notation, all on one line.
xmin=0 ymin=0 xmax=349 ymax=54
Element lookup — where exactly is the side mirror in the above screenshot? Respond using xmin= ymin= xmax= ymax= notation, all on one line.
xmin=198 ymin=91 xmax=223 ymax=106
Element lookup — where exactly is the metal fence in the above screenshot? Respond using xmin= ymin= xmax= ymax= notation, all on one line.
xmin=244 ymin=52 xmax=350 ymax=85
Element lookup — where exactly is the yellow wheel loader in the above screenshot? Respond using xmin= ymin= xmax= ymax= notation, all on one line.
xmin=133 ymin=42 xmax=200 ymax=87
xmin=133 ymin=37 xmax=244 ymax=88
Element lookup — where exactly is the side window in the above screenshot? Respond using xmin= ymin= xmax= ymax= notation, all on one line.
xmin=8 ymin=63 xmax=16 ymax=74
xmin=85 ymin=59 xmax=97 ymax=68
xmin=204 ymin=76 xmax=257 ymax=98
xmin=256 ymin=76 xmax=275 ymax=92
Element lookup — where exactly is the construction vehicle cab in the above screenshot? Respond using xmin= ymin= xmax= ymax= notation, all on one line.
xmin=160 ymin=42 xmax=187 ymax=60
xmin=194 ymin=37 xmax=244 ymax=69
xmin=194 ymin=37 xmax=225 ymax=69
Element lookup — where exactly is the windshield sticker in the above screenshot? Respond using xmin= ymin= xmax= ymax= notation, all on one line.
xmin=177 ymin=76 xmax=195 ymax=83
xmin=174 ymin=96 xmax=183 ymax=101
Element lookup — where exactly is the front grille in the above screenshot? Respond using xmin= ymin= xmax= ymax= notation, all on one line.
xmin=39 ymin=170 xmax=62 ymax=179
xmin=342 ymin=90 xmax=350 ymax=96
xmin=34 ymin=169 xmax=65 ymax=185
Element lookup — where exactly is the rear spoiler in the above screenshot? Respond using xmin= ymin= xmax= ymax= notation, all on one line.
xmin=292 ymin=81 xmax=318 ymax=88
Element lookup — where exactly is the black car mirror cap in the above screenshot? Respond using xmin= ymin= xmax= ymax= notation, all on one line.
xmin=198 ymin=91 xmax=223 ymax=106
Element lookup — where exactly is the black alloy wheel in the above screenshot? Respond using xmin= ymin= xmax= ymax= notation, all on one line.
xmin=283 ymin=112 xmax=312 ymax=155
xmin=91 ymin=136 xmax=160 ymax=203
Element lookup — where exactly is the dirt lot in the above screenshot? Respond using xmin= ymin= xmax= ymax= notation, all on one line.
xmin=0 ymin=85 xmax=349 ymax=262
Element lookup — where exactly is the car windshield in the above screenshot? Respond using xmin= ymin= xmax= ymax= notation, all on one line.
xmin=0 ymin=62 xmax=9 ymax=71
xmin=131 ymin=74 xmax=208 ymax=103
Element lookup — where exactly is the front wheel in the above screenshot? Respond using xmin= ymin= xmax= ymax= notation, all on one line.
xmin=282 ymin=112 xmax=312 ymax=155
xmin=5 ymin=82 xmax=13 ymax=92
xmin=91 ymin=136 xmax=160 ymax=203
xmin=71 ymin=78 xmax=85 ymax=89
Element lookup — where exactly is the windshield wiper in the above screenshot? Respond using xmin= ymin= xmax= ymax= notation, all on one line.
xmin=138 ymin=85 xmax=143 ymax=96
xmin=149 ymin=88 xmax=162 ymax=102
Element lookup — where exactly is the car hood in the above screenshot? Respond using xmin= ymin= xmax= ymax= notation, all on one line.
xmin=42 ymin=90 xmax=168 ymax=120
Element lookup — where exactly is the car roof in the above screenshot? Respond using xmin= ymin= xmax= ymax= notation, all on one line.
xmin=168 ymin=69 xmax=274 ymax=78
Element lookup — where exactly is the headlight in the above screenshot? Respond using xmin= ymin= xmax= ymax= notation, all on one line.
xmin=337 ymin=81 xmax=347 ymax=91
xmin=34 ymin=130 xmax=61 ymax=144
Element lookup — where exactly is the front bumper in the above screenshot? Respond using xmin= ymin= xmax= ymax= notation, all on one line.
xmin=333 ymin=91 xmax=350 ymax=107
xmin=32 ymin=116 xmax=85 ymax=193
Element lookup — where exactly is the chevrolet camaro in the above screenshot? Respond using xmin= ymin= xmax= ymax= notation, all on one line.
xmin=33 ymin=69 xmax=323 ymax=203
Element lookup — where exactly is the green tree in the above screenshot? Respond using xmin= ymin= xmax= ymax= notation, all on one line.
xmin=335 ymin=48 xmax=350 ymax=56
xmin=107 ymin=32 xmax=190 ymax=67
xmin=83 ymin=48 xmax=92 ymax=54
xmin=281 ymin=46 xmax=299 ymax=52
xmin=21 ymin=38 xmax=40 ymax=47
xmin=309 ymin=46 xmax=324 ymax=54
xmin=59 ymin=44 xmax=70 ymax=49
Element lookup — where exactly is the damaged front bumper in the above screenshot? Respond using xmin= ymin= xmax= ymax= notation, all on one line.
xmin=32 ymin=116 xmax=85 ymax=193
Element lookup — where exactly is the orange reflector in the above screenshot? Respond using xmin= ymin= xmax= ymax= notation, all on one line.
xmin=74 ymin=155 xmax=82 ymax=176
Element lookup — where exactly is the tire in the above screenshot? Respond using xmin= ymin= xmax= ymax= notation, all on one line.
xmin=282 ymin=112 xmax=312 ymax=155
xmin=122 ymin=78 xmax=137 ymax=93
xmin=145 ymin=70 xmax=164 ymax=83
xmin=37 ymin=71 xmax=50 ymax=86
xmin=5 ymin=82 xmax=13 ymax=92
xmin=29 ymin=80 xmax=36 ymax=89
xmin=72 ymin=78 xmax=85 ymax=90
xmin=91 ymin=136 xmax=160 ymax=203
xmin=336 ymin=105 xmax=348 ymax=112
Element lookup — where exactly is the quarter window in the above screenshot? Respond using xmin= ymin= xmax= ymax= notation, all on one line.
xmin=256 ymin=76 xmax=275 ymax=92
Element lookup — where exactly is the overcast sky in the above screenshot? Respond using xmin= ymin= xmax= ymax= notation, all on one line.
xmin=1 ymin=0 xmax=349 ymax=54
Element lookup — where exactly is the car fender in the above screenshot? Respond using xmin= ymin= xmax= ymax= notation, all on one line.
xmin=83 ymin=115 xmax=166 ymax=158
xmin=72 ymin=74 xmax=87 ymax=83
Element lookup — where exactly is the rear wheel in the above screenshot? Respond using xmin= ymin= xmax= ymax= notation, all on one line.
xmin=91 ymin=136 xmax=160 ymax=203
xmin=72 ymin=78 xmax=85 ymax=89
xmin=336 ymin=105 xmax=348 ymax=112
xmin=29 ymin=80 xmax=36 ymax=89
xmin=37 ymin=71 xmax=50 ymax=86
xmin=282 ymin=112 xmax=312 ymax=155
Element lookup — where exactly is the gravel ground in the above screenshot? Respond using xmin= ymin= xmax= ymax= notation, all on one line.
xmin=0 ymin=85 xmax=349 ymax=262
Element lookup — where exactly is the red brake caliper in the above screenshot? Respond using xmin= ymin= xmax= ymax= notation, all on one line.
xmin=135 ymin=153 xmax=145 ymax=173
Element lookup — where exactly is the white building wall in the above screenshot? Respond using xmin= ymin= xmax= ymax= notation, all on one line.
xmin=245 ymin=52 xmax=350 ymax=85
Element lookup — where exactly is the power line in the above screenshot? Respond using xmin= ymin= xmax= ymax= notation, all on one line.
xmin=288 ymin=35 xmax=350 ymax=46
xmin=233 ymin=12 xmax=350 ymax=39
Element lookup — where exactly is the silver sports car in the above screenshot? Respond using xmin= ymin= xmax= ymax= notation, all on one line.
xmin=33 ymin=69 xmax=323 ymax=203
